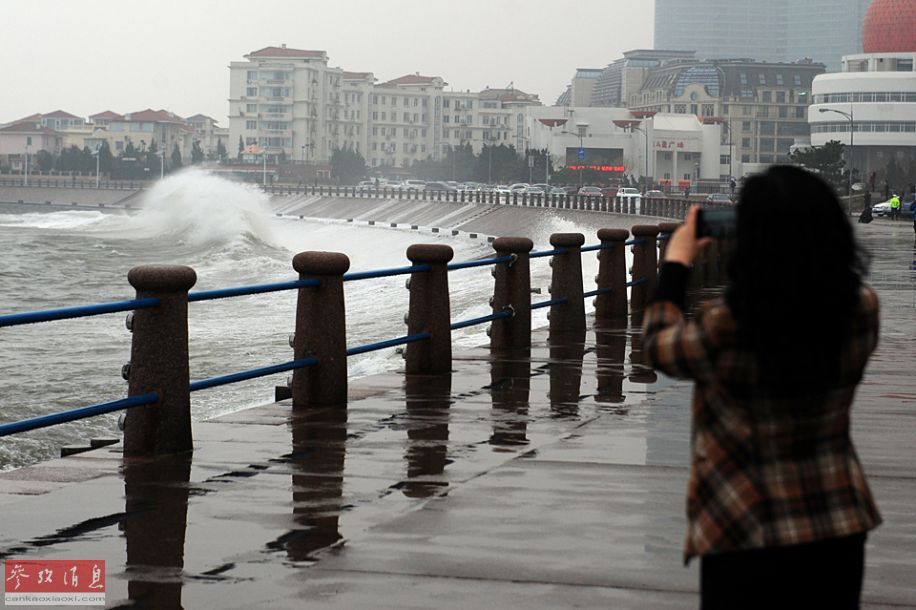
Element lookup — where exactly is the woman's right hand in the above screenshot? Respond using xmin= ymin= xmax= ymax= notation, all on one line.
xmin=665 ymin=205 xmax=711 ymax=266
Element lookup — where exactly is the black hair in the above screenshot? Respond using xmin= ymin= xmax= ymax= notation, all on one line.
xmin=725 ymin=165 xmax=869 ymax=395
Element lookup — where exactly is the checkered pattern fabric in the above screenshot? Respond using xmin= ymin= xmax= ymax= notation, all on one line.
xmin=643 ymin=286 xmax=882 ymax=563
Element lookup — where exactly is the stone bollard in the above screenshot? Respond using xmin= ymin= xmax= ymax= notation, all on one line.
xmin=491 ymin=237 xmax=534 ymax=352
xmin=657 ymin=222 xmax=681 ymax=264
xmin=594 ymin=229 xmax=630 ymax=324
xmin=124 ymin=265 xmax=197 ymax=456
xmin=291 ymin=252 xmax=350 ymax=408
xmin=406 ymin=244 xmax=454 ymax=374
xmin=629 ymin=225 xmax=660 ymax=319
xmin=549 ymin=233 xmax=586 ymax=337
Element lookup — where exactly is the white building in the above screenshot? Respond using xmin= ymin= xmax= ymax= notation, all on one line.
xmin=809 ymin=52 xmax=916 ymax=180
xmin=525 ymin=106 xmax=723 ymax=188
xmin=228 ymin=45 xmax=541 ymax=174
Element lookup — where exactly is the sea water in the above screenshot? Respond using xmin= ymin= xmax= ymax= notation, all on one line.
xmin=0 ymin=169 xmax=603 ymax=470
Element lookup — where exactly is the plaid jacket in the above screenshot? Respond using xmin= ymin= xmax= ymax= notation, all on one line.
xmin=643 ymin=272 xmax=882 ymax=562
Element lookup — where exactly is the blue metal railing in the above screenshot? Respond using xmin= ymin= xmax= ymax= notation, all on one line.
xmin=0 ymin=234 xmax=656 ymax=438
xmin=344 ymin=264 xmax=430 ymax=282
xmin=531 ymin=297 xmax=567 ymax=310
xmin=447 ymin=255 xmax=514 ymax=271
xmin=450 ymin=309 xmax=512 ymax=331
xmin=624 ymin=238 xmax=647 ymax=246
xmin=0 ymin=392 xmax=159 ymax=438
xmin=0 ymin=297 xmax=160 ymax=328
xmin=529 ymin=248 xmax=568 ymax=259
xmin=189 ymin=279 xmax=320 ymax=302
xmin=189 ymin=358 xmax=319 ymax=392
xmin=580 ymin=244 xmax=614 ymax=253
xmin=346 ymin=333 xmax=430 ymax=357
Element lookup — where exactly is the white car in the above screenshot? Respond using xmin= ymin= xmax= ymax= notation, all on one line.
xmin=509 ymin=183 xmax=529 ymax=193
xmin=616 ymin=187 xmax=641 ymax=198
xmin=401 ymin=179 xmax=426 ymax=191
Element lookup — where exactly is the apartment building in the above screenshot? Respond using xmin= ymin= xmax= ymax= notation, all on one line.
xmin=628 ymin=59 xmax=825 ymax=166
xmin=228 ymin=45 xmax=541 ymax=172
xmin=185 ymin=114 xmax=229 ymax=159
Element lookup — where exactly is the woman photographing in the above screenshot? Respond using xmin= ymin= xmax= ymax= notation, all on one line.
xmin=642 ymin=166 xmax=881 ymax=609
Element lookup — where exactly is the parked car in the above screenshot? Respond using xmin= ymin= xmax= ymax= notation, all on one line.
xmin=577 ymin=186 xmax=603 ymax=197
xmin=548 ymin=186 xmax=568 ymax=196
xmin=525 ymin=186 xmax=546 ymax=195
xmin=399 ymin=179 xmax=426 ymax=191
xmin=424 ymin=181 xmax=456 ymax=192
xmin=600 ymin=186 xmax=619 ymax=198
xmin=509 ymin=183 xmax=529 ymax=193
xmin=494 ymin=185 xmax=512 ymax=195
xmin=356 ymin=180 xmax=375 ymax=191
xmin=705 ymin=193 xmax=733 ymax=204
xmin=873 ymin=193 xmax=915 ymax=217
xmin=645 ymin=190 xmax=667 ymax=199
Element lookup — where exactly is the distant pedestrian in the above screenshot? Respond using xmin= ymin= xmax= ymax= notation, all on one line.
xmin=729 ymin=176 xmax=737 ymax=195
xmin=889 ymin=193 xmax=901 ymax=221
xmin=910 ymin=199 xmax=916 ymax=236
xmin=684 ymin=185 xmax=691 ymax=199
xmin=858 ymin=204 xmax=873 ymax=224
xmin=864 ymin=190 xmax=872 ymax=210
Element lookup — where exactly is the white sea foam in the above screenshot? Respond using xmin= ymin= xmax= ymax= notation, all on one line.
xmin=94 ymin=168 xmax=275 ymax=247
xmin=0 ymin=211 xmax=107 ymax=230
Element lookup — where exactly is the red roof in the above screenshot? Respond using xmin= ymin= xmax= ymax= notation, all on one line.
xmin=246 ymin=46 xmax=326 ymax=59
xmin=0 ymin=121 xmax=60 ymax=135
xmin=42 ymin=110 xmax=80 ymax=119
xmin=185 ymin=114 xmax=216 ymax=122
xmin=343 ymin=71 xmax=374 ymax=81
xmin=380 ymin=74 xmax=444 ymax=87
xmin=120 ymin=109 xmax=187 ymax=124
xmin=90 ymin=110 xmax=124 ymax=120
xmin=15 ymin=113 xmax=42 ymax=122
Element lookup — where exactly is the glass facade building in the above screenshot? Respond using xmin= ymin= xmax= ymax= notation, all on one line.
xmin=655 ymin=0 xmax=871 ymax=72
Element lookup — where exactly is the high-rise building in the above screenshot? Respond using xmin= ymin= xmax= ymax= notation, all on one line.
xmin=654 ymin=0 xmax=872 ymax=71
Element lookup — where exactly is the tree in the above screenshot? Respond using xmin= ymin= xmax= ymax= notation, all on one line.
xmin=191 ymin=140 xmax=204 ymax=164
xmin=35 ymin=150 xmax=54 ymax=172
xmin=789 ymin=140 xmax=846 ymax=192
xmin=216 ymin=139 xmax=227 ymax=162
xmin=330 ymin=148 xmax=366 ymax=184
xmin=97 ymin=140 xmax=113 ymax=174
xmin=171 ymin=143 xmax=182 ymax=169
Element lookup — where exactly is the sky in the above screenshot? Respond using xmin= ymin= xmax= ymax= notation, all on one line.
xmin=0 ymin=0 xmax=655 ymax=125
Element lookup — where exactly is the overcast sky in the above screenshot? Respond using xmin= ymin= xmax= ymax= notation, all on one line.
xmin=0 ymin=0 xmax=655 ymax=125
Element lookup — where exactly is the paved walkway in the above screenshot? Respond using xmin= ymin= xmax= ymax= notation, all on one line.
xmin=0 ymin=218 xmax=913 ymax=609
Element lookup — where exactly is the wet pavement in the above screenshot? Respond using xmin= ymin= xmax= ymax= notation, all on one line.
xmin=0 ymin=218 xmax=914 ymax=609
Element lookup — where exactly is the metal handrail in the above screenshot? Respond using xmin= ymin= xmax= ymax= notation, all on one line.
xmin=0 ymin=392 xmax=159 ymax=438
xmin=529 ymin=248 xmax=568 ymax=259
xmin=580 ymin=244 xmax=615 ymax=253
xmin=189 ymin=358 xmax=319 ymax=392
xmin=346 ymin=333 xmax=430 ymax=357
xmin=189 ymin=279 xmax=320 ymax=302
xmin=344 ymin=264 xmax=430 ymax=282
xmin=626 ymin=278 xmax=648 ymax=287
xmin=447 ymin=255 xmax=514 ymax=271
xmin=0 ymin=297 xmax=160 ymax=328
xmin=624 ymin=238 xmax=647 ymax=246
xmin=531 ymin=297 xmax=567 ymax=310
xmin=584 ymin=288 xmax=613 ymax=298
xmin=450 ymin=309 xmax=512 ymax=331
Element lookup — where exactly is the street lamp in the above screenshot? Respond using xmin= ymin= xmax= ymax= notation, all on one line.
xmin=819 ymin=107 xmax=854 ymax=214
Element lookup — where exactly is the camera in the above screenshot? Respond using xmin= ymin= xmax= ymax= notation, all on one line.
xmin=696 ymin=208 xmax=736 ymax=239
